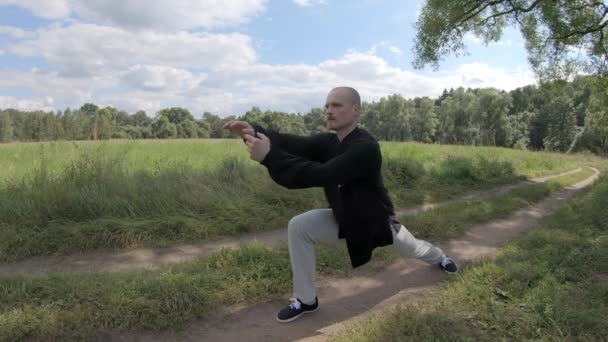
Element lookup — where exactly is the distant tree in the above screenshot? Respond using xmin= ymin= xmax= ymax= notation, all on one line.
xmin=202 ymin=112 xmax=231 ymax=138
xmin=506 ymin=111 xmax=532 ymax=148
xmin=177 ymin=119 xmax=199 ymax=138
xmin=158 ymin=107 xmax=194 ymax=125
xmin=196 ymin=120 xmax=211 ymax=138
xmin=474 ymin=89 xmax=511 ymax=146
xmin=304 ymin=107 xmax=327 ymax=134
xmin=436 ymin=88 xmax=478 ymax=144
xmin=96 ymin=107 xmax=118 ymax=139
xmin=115 ymin=111 xmax=132 ymax=127
xmin=410 ymin=97 xmax=438 ymax=143
xmin=584 ymin=86 xmax=608 ymax=153
xmin=131 ymin=110 xmax=152 ymax=128
xmin=79 ymin=103 xmax=99 ymax=139
xmin=0 ymin=111 xmax=14 ymax=142
xmin=435 ymin=88 xmax=450 ymax=106
xmin=152 ymin=116 xmax=177 ymax=139
xmin=544 ymin=96 xmax=577 ymax=152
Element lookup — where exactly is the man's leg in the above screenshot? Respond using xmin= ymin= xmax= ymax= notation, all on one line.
xmin=277 ymin=208 xmax=339 ymax=322
xmin=391 ymin=223 xmax=444 ymax=263
xmin=288 ymin=208 xmax=340 ymax=304
xmin=390 ymin=223 xmax=457 ymax=272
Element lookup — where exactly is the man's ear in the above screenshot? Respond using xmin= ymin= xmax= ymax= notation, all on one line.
xmin=354 ymin=104 xmax=361 ymax=117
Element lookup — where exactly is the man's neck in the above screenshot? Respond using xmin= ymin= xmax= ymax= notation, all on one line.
xmin=336 ymin=122 xmax=358 ymax=142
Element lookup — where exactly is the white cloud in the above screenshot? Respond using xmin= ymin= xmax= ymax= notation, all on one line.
xmin=0 ymin=95 xmax=56 ymax=112
xmin=292 ymin=0 xmax=326 ymax=7
xmin=8 ymin=24 xmax=257 ymax=77
xmin=1 ymin=40 xmax=535 ymax=116
xmin=0 ymin=68 xmax=118 ymax=105
xmin=0 ymin=26 xmax=33 ymax=39
xmin=121 ymin=65 xmax=203 ymax=92
xmin=0 ymin=0 xmax=70 ymax=19
xmin=388 ymin=45 xmax=402 ymax=56
xmin=71 ymin=0 xmax=267 ymax=30
xmin=0 ymin=0 xmax=266 ymax=30
xmin=319 ymin=52 xmax=395 ymax=80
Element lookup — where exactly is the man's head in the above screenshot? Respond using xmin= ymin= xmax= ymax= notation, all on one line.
xmin=325 ymin=86 xmax=361 ymax=132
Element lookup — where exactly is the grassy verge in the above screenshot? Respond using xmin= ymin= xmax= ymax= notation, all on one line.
xmin=0 ymin=140 xmax=585 ymax=261
xmin=400 ymin=167 xmax=597 ymax=241
xmin=0 ymin=167 xmax=596 ymax=341
xmin=333 ymin=174 xmax=608 ymax=341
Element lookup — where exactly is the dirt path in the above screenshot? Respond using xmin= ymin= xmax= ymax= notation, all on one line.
xmin=103 ymin=167 xmax=599 ymax=342
xmin=0 ymin=168 xmax=583 ymax=275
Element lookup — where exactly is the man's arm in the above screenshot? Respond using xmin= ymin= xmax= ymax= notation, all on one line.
xmin=260 ymin=142 xmax=381 ymax=189
xmin=223 ymin=120 xmax=329 ymax=161
xmin=252 ymin=124 xmax=329 ymax=162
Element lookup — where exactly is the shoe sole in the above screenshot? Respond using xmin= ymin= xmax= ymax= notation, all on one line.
xmin=276 ymin=306 xmax=319 ymax=323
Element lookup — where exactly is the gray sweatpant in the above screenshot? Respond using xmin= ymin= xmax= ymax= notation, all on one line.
xmin=288 ymin=208 xmax=445 ymax=304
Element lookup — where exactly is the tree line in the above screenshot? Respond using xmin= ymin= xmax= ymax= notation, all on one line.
xmin=0 ymin=76 xmax=606 ymax=154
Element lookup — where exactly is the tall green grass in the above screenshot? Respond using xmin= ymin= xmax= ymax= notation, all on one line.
xmin=0 ymin=140 xmax=583 ymax=260
xmin=334 ymin=174 xmax=608 ymax=342
xmin=0 ymin=164 xmax=596 ymax=341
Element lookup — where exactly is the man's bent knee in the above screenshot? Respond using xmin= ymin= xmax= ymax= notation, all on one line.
xmin=288 ymin=214 xmax=308 ymax=238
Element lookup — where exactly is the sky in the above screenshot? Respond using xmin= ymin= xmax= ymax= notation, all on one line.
xmin=0 ymin=0 xmax=536 ymax=117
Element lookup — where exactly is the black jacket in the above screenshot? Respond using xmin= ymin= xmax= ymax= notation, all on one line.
xmin=254 ymin=125 xmax=395 ymax=267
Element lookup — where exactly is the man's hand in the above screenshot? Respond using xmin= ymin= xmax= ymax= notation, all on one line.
xmin=244 ymin=133 xmax=271 ymax=162
xmin=223 ymin=120 xmax=255 ymax=138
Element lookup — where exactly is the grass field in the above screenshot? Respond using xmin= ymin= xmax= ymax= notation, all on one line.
xmin=0 ymin=139 xmax=589 ymax=261
xmin=0 ymin=166 xmax=598 ymax=341
xmin=334 ymin=172 xmax=608 ymax=342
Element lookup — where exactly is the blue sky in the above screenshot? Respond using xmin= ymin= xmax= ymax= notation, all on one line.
xmin=0 ymin=0 xmax=535 ymax=116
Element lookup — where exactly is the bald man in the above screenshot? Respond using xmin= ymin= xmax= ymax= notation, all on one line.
xmin=223 ymin=87 xmax=457 ymax=323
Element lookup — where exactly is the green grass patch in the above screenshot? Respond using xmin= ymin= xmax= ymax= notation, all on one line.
xmin=0 ymin=140 xmax=591 ymax=261
xmin=333 ymin=174 xmax=608 ymax=342
xmin=0 ymin=166 xmax=596 ymax=341
xmin=400 ymin=167 xmax=597 ymax=241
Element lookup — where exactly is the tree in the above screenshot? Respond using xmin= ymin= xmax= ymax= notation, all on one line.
xmin=0 ymin=111 xmax=14 ymax=142
xmin=152 ymin=116 xmax=177 ymax=139
xmin=304 ymin=108 xmax=327 ymax=134
xmin=474 ymin=89 xmax=511 ymax=146
xmin=414 ymin=0 xmax=608 ymax=80
xmin=131 ymin=110 xmax=152 ymax=128
xmin=177 ymin=119 xmax=199 ymax=138
xmin=96 ymin=107 xmax=118 ymax=139
xmin=158 ymin=107 xmax=194 ymax=125
xmin=506 ymin=111 xmax=532 ymax=148
xmin=410 ymin=97 xmax=438 ymax=143
xmin=196 ymin=120 xmax=211 ymax=138
xmin=202 ymin=112 xmax=231 ymax=138
xmin=79 ymin=103 xmax=99 ymax=139
xmin=543 ymin=96 xmax=577 ymax=151
xmin=436 ymin=88 xmax=478 ymax=144
xmin=584 ymin=86 xmax=608 ymax=152
xmin=115 ymin=111 xmax=132 ymax=127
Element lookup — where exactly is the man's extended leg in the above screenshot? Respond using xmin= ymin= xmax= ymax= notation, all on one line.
xmin=390 ymin=222 xmax=458 ymax=272
xmin=277 ymin=208 xmax=339 ymax=322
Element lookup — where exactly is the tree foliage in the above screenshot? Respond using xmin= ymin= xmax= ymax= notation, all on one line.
xmin=414 ymin=0 xmax=608 ymax=80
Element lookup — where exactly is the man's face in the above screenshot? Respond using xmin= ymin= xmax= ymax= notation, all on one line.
xmin=324 ymin=88 xmax=359 ymax=131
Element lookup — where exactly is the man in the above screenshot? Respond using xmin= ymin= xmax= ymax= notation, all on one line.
xmin=223 ymin=87 xmax=457 ymax=323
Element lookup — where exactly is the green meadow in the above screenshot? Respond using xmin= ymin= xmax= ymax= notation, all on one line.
xmin=0 ymin=139 xmax=590 ymax=261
